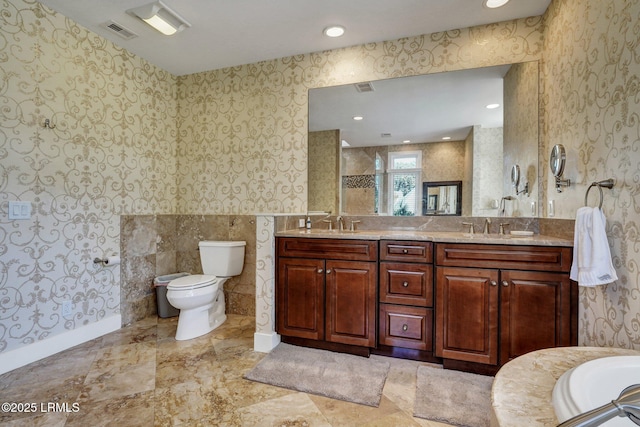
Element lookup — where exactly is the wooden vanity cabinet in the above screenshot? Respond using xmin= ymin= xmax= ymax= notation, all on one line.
xmin=276 ymin=237 xmax=378 ymax=349
xmin=378 ymin=240 xmax=434 ymax=353
xmin=435 ymin=243 xmax=576 ymax=370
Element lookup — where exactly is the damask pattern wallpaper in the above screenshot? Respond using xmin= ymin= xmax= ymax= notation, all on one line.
xmin=2 ymin=0 xmax=639 ymax=363
xmin=1 ymin=1 xmax=177 ymax=354
xmin=542 ymin=0 xmax=640 ymax=348
xmin=308 ymin=130 xmax=340 ymax=214
xmin=176 ymin=19 xmax=546 ymax=214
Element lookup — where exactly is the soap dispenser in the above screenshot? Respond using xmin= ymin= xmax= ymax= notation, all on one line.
xmin=306 ymin=216 xmax=311 ymax=230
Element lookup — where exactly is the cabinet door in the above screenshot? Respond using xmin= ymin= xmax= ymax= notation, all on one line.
xmin=276 ymin=258 xmax=325 ymax=340
xmin=435 ymin=267 xmax=499 ymax=365
xmin=325 ymin=260 xmax=377 ymax=347
xmin=500 ymin=270 xmax=573 ymax=363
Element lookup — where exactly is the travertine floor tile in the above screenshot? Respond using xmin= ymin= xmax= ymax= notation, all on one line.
xmin=66 ymin=390 xmax=154 ymax=427
xmin=2 ymin=411 xmax=68 ymax=427
xmin=1 ymin=314 xmax=456 ymax=426
xmin=154 ymin=379 xmax=240 ymax=426
xmin=310 ymin=394 xmax=402 ymax=426
xmin=239 ymin=392 xmax=332 ymax=427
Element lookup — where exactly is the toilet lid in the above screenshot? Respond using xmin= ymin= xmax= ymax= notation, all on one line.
xmin=167 ymin=274 xmax=218 ymax=290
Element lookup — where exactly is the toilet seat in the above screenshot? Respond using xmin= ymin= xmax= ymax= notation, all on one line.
xmin=167 ymin=274 xmax=219 ymax=291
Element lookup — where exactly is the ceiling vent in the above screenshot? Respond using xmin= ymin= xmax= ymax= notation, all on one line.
xmin=101 ymin=21 xmax=138 ymax=40
xmin=381 ymin=133 xmax=392 ymax=138
xmin=354 ymin=82 xmax=375 ymax=93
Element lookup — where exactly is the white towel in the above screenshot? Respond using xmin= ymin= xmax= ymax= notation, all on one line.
xmin=570 ymin=206 xmax=618 ymax=286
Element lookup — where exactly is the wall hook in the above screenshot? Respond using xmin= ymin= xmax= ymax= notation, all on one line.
xmin=43 ymin=118 xmax=56 ymax=129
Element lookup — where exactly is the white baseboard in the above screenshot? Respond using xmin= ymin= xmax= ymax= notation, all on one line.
xmin=0 ymin=315 xmax=121 ymax=375
xmin=254 ymin=331 xmax=280 ymax=353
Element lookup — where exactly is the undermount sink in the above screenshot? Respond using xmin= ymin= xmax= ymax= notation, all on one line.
xmin=510 ymin=230 xmax=534 ymax=237
xmin=296 ymin=229 xmax=362 ymax=235
xmin=460 ymin=233 xmax=510 ymax=239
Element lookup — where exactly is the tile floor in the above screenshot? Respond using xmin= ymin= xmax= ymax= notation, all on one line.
xmin=0 ymin=314 xmax=455 ymax=426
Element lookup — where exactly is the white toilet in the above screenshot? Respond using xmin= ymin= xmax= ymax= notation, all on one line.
xmin=166 ymin=240 xmax=245 ymax=341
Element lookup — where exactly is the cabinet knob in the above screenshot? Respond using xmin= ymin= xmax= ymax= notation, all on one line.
xmin=402 ymin=281 xmax=409 ymax=287
xmin=402 ymin=249 xmax=408 ymax=254
xmin=502 ymin=280 xmax=509 ymax=287
xmin=317 ymin=269 xmax=323 ymax=274
xmin=402 ymin=324 xmax=408 ymax=331
xmin=490 ymin=280 xmax=497 ymax=286
xmin=326 ymin=269 xmax=332 ymax=274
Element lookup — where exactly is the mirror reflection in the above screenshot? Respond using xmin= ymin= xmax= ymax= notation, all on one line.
xmin=423 ymin=181 xmax=462 ymax=216
xmin=308 ymin=61 xmax=540 ymax=218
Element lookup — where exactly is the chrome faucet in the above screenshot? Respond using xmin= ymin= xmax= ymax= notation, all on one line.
xmin=499 ymin=222 xmax=510 ymax=235
xmin=336 ymin=216 xmax=345 ymax=231
xmin=499 ymin=196 xmax=514 ymax=216
xmin=483 ymin=218 xmax=492 ymax=234
xmin=462 ymin=222 xmax=475 ymax=234
xmin=558 ymin=384 xmax=640 ymax=426
xmin=321 ymin=213 xmax=333 ymax=230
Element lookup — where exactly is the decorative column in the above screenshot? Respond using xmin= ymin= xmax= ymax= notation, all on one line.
xmin=253 ymin=215 xmax=280 ymax=352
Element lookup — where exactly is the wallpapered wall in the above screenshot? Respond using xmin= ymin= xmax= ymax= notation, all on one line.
xmin=308 ymin=130 xmax=340 ymax=214
xmin=2 ymin=0 xmax=639 ymax=359
xmin=177 ymin=0 xmax=640 ymax=349
xmin=175 ymin=19 xmax=546 ymax=214
xmin=1 ymin=1 xmax=177 ymax=354
xmin=542 ymin=0 xmax=640 ymax=348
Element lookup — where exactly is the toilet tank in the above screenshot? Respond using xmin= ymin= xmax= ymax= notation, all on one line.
xmin=198 ymin=241 xmax=246 ymax=277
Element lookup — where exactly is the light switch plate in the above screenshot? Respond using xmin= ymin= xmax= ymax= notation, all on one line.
xmin=8 ymin=201 xmax=31 ymax=220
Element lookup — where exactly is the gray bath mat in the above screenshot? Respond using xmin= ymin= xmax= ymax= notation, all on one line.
xmin=244 ymin=343 xmax=389 ymax=407
xmin=414 ymin=365 xmax=493 ymax=427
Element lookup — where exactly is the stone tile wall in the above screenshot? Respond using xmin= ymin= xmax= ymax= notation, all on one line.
xmin=120 ymin=215 xmax=256 ymax=325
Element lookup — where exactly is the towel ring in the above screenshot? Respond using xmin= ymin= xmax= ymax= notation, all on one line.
xmin=584 ymin=179 xmax=615 ymax=209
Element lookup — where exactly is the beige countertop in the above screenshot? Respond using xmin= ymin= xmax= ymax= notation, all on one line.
xmin=276 ymin=228 xmax=573 ymax=247
xmin=491 ymin=346 xmax=640 ymax=427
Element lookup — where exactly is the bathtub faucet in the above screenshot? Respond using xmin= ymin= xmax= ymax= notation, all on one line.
xmin=558 ymin=384 xmax=640 ymax=427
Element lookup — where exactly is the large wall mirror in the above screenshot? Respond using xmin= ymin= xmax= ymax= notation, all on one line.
xmin=308 ymin=61 xmax=539 ymax=218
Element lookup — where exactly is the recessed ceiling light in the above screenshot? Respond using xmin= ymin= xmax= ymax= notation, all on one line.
xmin=403 ymin=140 xmax=411 ymax=144
xmin=486 ymin=103 xmax=500 ymax=109
xmin=483 ymin=0 xmax=510 ymax=8
xmin=442 ymin=136 xmax=451 ymax=140
xmin=353 ymin=116 xmax=363 ymax=121
xmin=323 ymin=25 xmax=345 ymax=37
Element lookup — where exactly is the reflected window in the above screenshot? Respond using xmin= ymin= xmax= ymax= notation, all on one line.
xmin=388 ymin=151 xmax=421 ymax=216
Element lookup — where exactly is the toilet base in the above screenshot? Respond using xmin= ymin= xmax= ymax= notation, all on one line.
xmin=175 ymin=289 xmax=227 ymax=341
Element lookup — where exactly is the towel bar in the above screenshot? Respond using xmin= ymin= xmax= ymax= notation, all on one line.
xmin=584 ymin=179 xmax=615 ymax=208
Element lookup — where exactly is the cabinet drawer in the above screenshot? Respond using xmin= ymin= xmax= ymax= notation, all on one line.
xmin=380 ymin=240 xmax=432 ymax=263
xmin=380 ymin=263 xmax=433 ymax=306
xmin=379 ymin=304 xmax=432 ymax=351
xmin=277 ymin=237 xmax=378 ymax=262
xmin=436 ymin=243 xmax=572 ymax=272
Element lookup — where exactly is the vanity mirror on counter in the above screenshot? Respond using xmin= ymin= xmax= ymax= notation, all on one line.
xmin=308 ymin=61 xmax=540 ymax=218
